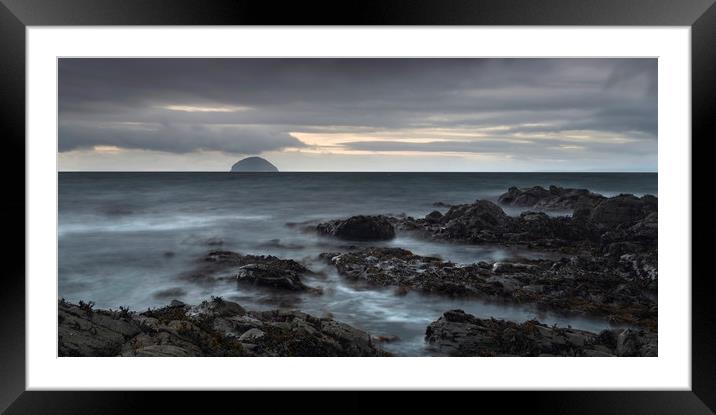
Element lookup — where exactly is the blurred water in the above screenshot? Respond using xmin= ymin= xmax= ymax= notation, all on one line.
xmin=58 ymin=172 xmax=656 ymax=355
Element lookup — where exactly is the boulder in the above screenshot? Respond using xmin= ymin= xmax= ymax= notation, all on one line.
xmin=440 ymin=200 xmax=509 ymax=240
xmin=183 ymin=250 xmax=317 ymax=292
xmin=590 ymin=194 xmax=657 ymax=228
xmin=498 ymin=186 xmax=553 ymax=207
xmin=425 ymin=210 xmax=444 ymax=223
xmin=317 ymin=215 xmax=396 ymax=241
xmin=498 ymin=185 xmax=605 ymax=211
xmin=235 ymin=264 xmax=308 ymax=291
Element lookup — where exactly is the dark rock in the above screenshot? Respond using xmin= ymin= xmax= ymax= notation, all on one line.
xmin=246 ymin=309 xmax=388 ymax=356
xmin=397 ymin=189 xmax=657 ymax=254
xmin=59 ymin=298 xmax=390 ymax=357
xmin=439 ymin=200 xmax=509 ymax=241
xmin=498 ymin=186 xmax=553 ymax=207
xmin=425 ymin=210 xmax=444 ymax=223
xmin=323 ymin=247 xmax=497 ymax=297
xmin=317 ymin=215 xmax=396 ymax=241
xmin=183 ymin=250 xmax=317 ymax=292
xmin=498 ymin=185 xmax=605 ymax=211
xmin=322 ymin=247 xmax=656 ymax=327
xmin=590 ymin=194 xmax=657 ymax=228
xmin=238 ymin=328 xmax=265 ymax=342
xmin=425 ymin=310 xmax=656 ymax=357
xmin=235 ymin=263 xmax=308 ymax=291
xmin=58 ymin=301 xmax=142 ymax=357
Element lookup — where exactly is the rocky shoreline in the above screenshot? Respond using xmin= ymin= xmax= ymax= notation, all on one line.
xmin=312 ymin=186 xmax=657 ymax=328
xmin=426 ymin=310 xmax=656 ymax=357
xmin=58 ymin=297 xmax=655 ymax=357
xmin=59 ymin=185 xmax=658 ymax=357
xmin=59 ymin=298 xmax=390 ymax=357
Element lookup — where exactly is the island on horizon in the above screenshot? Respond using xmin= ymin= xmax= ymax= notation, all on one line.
xmin=230 ymin=156 xmax=279 ymax=172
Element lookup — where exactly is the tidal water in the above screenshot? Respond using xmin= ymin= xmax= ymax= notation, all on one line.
xmin=58 ymin=172 xmax=657 ymax=355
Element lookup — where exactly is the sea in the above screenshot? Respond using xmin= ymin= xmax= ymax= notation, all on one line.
xmin=58 ymin=172 xmax=657 ymax=356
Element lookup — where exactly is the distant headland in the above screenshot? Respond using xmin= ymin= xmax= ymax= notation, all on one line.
xmin=230 ymin=157 xmax=279 ymax=172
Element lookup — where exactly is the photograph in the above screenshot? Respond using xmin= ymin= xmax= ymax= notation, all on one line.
xmin=2 ymin=0 xmax=710 ymax=410
xmin=57 ymin=57 xmax=659 ymax=358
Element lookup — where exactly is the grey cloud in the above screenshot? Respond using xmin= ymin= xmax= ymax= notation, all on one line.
xmin=343 ymin=138 xmax=656 ymax=158
xmin=58 ymin=58 xmax=657 ymax=169
xmin=59 ymin=122 xmax=304 ymax=154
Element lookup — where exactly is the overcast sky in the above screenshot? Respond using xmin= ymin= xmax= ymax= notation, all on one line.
xmin=58 ymin=58 xmax=657 ymax=172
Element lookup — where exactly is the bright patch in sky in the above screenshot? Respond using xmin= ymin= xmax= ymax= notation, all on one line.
xmin=162 ymin=105 xmax=252 ymax=113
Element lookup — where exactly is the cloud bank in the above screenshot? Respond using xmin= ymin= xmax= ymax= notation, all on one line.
xmin=58 ymin=58 xmax=657 ymax=171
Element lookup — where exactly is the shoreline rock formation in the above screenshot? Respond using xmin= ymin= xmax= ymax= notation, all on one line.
xmin=425 ymin=310 xmax=657 ymax=357
xmin=497 ymin=185 xmax=606 ymax=211
xmin=182 ymin=250 xmax=321 ymax=293
xmin=59 ymin=298 xmax=389 ymax=357
xmin=319 ymin=247 xmax=656 ymax=328
xmin=313 ymin=187 xmax=658 ymax=332
xmin=316 ymin=215 xmax=396 ymax=241
xmin=398 ymin=192 xmax=657 ymax=253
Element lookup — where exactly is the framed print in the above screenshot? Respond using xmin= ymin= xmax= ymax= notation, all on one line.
xmin=1 ymin=0 xmax=713 ymax=413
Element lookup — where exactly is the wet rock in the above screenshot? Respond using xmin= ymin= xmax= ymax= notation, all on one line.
xmin=425 ymin=310 xmax=656 ymax=357
xmin=189 ymin=296 xmax=246 ymax=318
xmin=617 ymin=253 xmax=658 ymax=289
xmin=183 ymin=250 xmax=317 ymax=292
xmin=498 ymin=185 xmax=605 ymax=211
xmin=491 ymin=262 xmax=538 ymax=274
xmin=498 ymin=186 xmax=553 ymax=207
xmin=124 ymin=344 xmax=199 ymax=357
xmin=590 ymin=194 xmax=657 ymax=228
xmin=235 ymin=264 xmax=308 ymax=291
xmin=322 ymin=247 xmax=656 ymax=327
xmin=397 ymin=189 xmax=657 ymax=256
xmin=59 ymin=298 xmax=390 ymax=357
xmin=317 ymin=215 xmax=396 ymax=241
xmin=204 ymin=251 xmax=309 ymax=274
xmin=436 ymin=200 xmax=510 ymax=241
xmin=244 ymin=309 xmax=390 ymax=356
xmin=425 ymin=210 xmax=443 ymax=223
xmin=238 ymin=328 xmax=265 ymax=342
xmin=58 ymin=301 xmax=142 ymax=357
xmin=323 ymin=247 xmax=500 ymax=297
xmin=616 ymin=328 xmax=657 ymax=357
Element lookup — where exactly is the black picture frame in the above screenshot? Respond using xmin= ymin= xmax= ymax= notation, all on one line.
xmin=1 ymin=0 xmax=712 ymax=413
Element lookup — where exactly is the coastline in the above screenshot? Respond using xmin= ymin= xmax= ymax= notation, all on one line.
xmin=59 ymin=184 xmax=658 ymax=357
